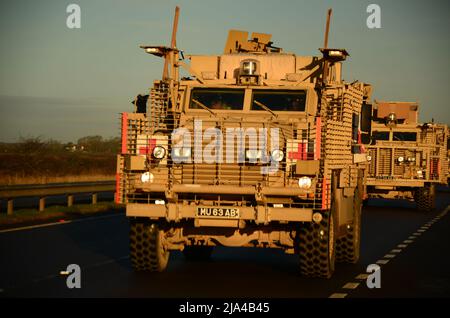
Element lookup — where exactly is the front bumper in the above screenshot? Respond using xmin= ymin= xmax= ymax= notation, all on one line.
xmin=126 ymin=184 xmax=316 ymax=224
xmin=366 ymin=178 xmax=426 ymax=188
xmin=126 ymin=203 xmax=313 ymax=224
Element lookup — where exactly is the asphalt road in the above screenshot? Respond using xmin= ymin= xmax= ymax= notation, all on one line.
xmin=0 ymin=191 xmax=449 ymax=298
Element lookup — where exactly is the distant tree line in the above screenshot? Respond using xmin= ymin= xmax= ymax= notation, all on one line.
xmin=0 ymin=136 xmax=120 ymax=154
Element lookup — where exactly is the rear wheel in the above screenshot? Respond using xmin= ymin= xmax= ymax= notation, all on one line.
xmin=183 ymin=246 xmax=214 ymax=261
xmin=129 ymin=220 xmax=170 ymax=272
xmin=336 ymin=174 xmax=362 ymax=263
xmin=414 ymin=185 xmax=435 ymax=211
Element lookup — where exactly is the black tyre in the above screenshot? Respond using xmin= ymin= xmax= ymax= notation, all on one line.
xmin=298 ymin=210 xmax=336 ymax=278
xmin=129 ymin=220 xmax=170 ymax=272
xmin=414 ymin=185 xmax=435 ymax=211
xmin=336 ymin=176 xmax=362 ymax=263
xmin=183 ymin=246 xmax=214 ymax=261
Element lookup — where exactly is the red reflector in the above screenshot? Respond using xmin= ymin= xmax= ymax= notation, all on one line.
xmin=288 ymin=142 xmax=307 ymax=160
xmin=315 ymin=117 xmax=321 ymax=160
xmin=139 ymin=139 xmax=157 ymax=155
xmin=121 ymin=112 xmax=128 ymax=154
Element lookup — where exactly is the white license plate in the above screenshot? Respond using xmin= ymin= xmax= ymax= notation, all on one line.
xmin=196 ymin=207 xmax=240 ymax=219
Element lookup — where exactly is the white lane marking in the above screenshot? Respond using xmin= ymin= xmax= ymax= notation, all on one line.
xmin=343 ymin=282 xmax=360 ymax=289
xmin=329 ymin=293 xmax=347 ymax=298
xmin=0 ymin=213 xmax=124 ymax=234
xmin=355 ymin=273 xmax=368 ymax=280
xmin=417 ymin=229 xmax=426 ymax=233
xmin=327 ymin=206 xmax=449 ymax=298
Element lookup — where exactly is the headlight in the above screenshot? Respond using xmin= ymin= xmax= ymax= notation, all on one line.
xmin=407 ymin=157 xmax=416 ymax=162
xmin=140 ymin=172 xmax=154 ymax=183
xmin=172 ymin=147 xmax=191 ymax=158
xmin=152 ymin=146 xmax=166 ymax=159
xmin=246 ymin=149 xmax=262 ymax=160
xmin=397 ymin=156 xmax=404 ymax=163
xmin=329 ymin=50 xmax=344 ymax=58
xmin=366 ymin=155 xmax=372 ymax=162
xmin=271 ymin=149 xmax=284 ymax=162
xmin=298 ymin=176 xmax=312 ymax=189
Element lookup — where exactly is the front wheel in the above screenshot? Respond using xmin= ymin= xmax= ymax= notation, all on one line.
xmin=298 ymin=210 xmax=336 ymax=278
xmin=414 ymin=185 xmax=435 ymax=211
xmin=129 ymin=220 xmax=170 ymax=272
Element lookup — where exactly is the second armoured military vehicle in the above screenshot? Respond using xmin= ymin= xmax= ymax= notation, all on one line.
xmin=116 ymin=8 xmax=373 ymax=278
xmin=366 ymin=101 xmax=448 ymax=210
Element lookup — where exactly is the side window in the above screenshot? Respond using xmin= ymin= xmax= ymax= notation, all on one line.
xmin=360 ymin=102 xmax=372 ymax=144
xmin=133 ymin=94 xmax=148 ymax=114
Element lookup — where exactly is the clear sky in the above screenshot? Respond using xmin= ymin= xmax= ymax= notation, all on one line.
xmin=0 ymin=0 xmax=449 ymax=142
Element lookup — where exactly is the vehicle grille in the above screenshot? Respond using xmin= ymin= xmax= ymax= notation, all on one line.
xmin=378 ymin=148 xmax=392 ymax=176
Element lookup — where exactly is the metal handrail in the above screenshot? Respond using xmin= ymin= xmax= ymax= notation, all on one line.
xmin=0 ymin=180 xmax=115 ymax=215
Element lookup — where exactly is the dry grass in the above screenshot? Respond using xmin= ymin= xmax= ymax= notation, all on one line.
xmin=0 ymin=151 xmax=117 ymax=185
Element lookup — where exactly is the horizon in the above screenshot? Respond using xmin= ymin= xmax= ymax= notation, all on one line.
xmin=1 ymin=0 xmax=449 ymax=142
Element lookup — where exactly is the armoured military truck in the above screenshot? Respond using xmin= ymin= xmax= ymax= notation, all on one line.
xmin=366 ymin=101 xmax=448 ymax=210
xmin=116 ymin=8 xmax=372 ymax=278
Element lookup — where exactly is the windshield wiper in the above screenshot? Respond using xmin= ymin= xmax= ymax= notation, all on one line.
xmin=254 ymin=100 xmax=278 ymax=118
xmin=191 ymin=98 xmax=217 ymax=117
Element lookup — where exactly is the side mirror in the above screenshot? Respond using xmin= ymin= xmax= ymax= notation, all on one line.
xmin=360 ymin=102 xmax=372 ymax=144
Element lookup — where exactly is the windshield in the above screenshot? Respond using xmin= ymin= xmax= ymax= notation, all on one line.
xmin=372 ymin=131 xmax=389 ymax=141
xmin=393 ymin=132 xmax=417 ymax=141
xmin=251 ymin=90 xmax=306 ymax=112
xmin=189 ymin=88 xmax=244 ymax=110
